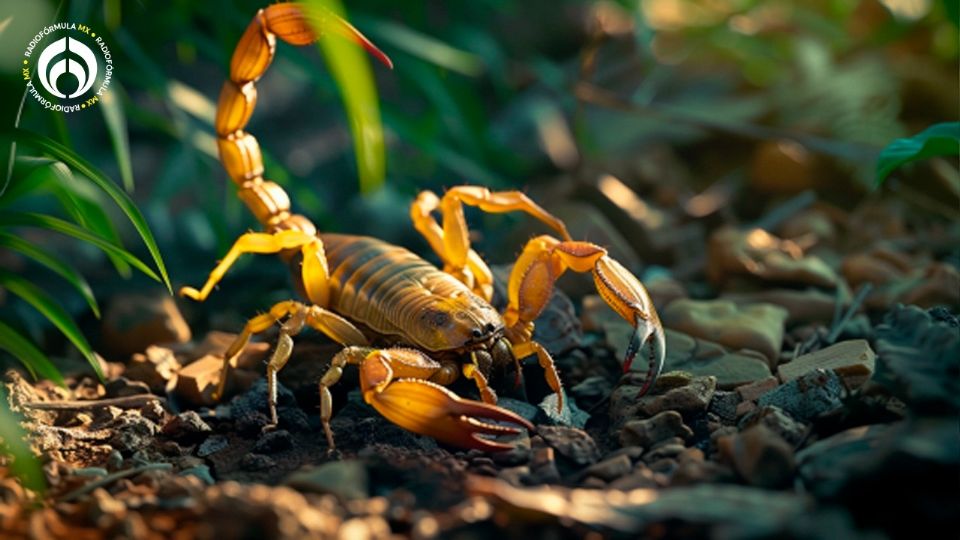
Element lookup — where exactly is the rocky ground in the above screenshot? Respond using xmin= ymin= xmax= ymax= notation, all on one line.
xmin=1 ymin=194 xmax=959 ymax=539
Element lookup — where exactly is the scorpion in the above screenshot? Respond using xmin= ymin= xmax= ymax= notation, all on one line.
xmin=180 ymin=3 xmax=666 ymax=452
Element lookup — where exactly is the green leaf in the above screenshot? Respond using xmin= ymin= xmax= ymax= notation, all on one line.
xmin=0 ymin=270 xmax=103 ymax=381
xmin=100 ymin=86 xmax=135 ymax=192
xmin=0 ymin=321 xmax=65 ymax=386
xmin=0 ymin=387 xmax=46 ymax=493
xmin=876 ymin=122 xmax=960 ymax=186
xmin=37 ymin=161 xmax=133 ymax=277
xmin=9 ymin=128 xmax=171 ymax=292
xmin=0 ymin=212 xmax=161 ymax=282
xmin=0 ymin=232 xmax=100 ymax=318
xmin=301 ymin=0 xmax=389 ymax=195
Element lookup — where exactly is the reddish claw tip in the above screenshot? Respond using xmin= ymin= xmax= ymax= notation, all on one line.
xmin=622 ymin=314 xmax=666 ymax=397
xmin=329 ymin=15 xmax=394 ymax=69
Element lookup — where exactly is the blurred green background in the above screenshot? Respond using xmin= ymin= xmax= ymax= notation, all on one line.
xmin=0 ymin=0 xmax=957 ymax=374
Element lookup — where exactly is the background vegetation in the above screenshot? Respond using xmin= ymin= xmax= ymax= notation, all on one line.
xmin=0 ymin=0 xmax=957 ymax=481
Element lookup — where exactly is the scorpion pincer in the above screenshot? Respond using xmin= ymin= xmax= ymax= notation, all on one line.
xmin=179 ymin=3 xmax=666 ymax=452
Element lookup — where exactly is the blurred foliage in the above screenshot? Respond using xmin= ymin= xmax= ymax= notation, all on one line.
xmin=876 ymin=121 xmax=960 ymax=184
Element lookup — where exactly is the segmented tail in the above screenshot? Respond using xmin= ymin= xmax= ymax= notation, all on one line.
xmin=215 ymin=4 xmax=392 ymax=234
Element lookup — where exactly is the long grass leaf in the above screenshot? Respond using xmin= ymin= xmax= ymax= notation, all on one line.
xmin=0 ymin=387 xmax=45 ymax=493
xmin=100 ymin=87 xmax=135 ymax=192
xmin=0 ymin=270 xmax=103 ymax=380
xmin=0 ymin=321 xmax=65 ymax=386
xmin=45 ymin=162 xmax=133 ymax=277
xmin=0 ymin=232 xmax=100 ymax=318
xmin=10 ymin=128 xmax=171 ymax=293
xmin=0 ymin=212 xmax=160 ymax=282
xmin=301 ymin=0 xmax=388 ymax=195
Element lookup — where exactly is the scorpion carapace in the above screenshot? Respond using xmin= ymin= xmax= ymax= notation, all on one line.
xmin=180 ymin=3 xmax=666 ymax=452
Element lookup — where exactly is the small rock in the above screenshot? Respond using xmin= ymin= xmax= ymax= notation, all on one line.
xmin=537 ymin=426 xmax=600 ymax=466
xmin=125 ymin=346 xmax=181 ymax=394
xmin=873 ymin=305 xmax=960 ymax=412
xmin=778 ymin=339 xmax=876 ymax=388
xmin=538 ymin=392 xmax=590 ymax=428
xmin=161 ymin=411 xmax=211 ymax=441
xmin=735 ymin=376 xmax=780 ymax=402
xmin=175 ymin=354 xmax=228 ymax=406
xmin=582 ymin=476 xmax=607 ymax=489
xmin=570 ymin=376 xmax=612 ymax=405
xmin=197 ymin=434 xmax=229 ymax=457
xmin=707 ymin=391 xmax=741 ymax=424
xmin=286 ymin=461 xmax=369 ymax=500
xmin=582 ymin=454 xmax=632 ymax=482
xmin=643 ymin=443 xmax=686 ymax=463
xmin=240 ymin=453 xmax=275 ymax=471
xmin=757 ymin=369 xmax=844 ymax=421
xmin=491 ymin=432 xmax=531 ymax=467
xmin=179 ymin=464 xmax=214 ymax=485
xmin=740 ymin=406 xmax=807 ymax=447
xmin=619 ymin=411 xmax=693 ymax=448
xmin=252 ymin=429 xmax=294 ymax=454
xmin=103 ymin=377 xmax=151 ymax=398
xmin=187 ymin=331 xmax=271 ymax=369
xmin=138 ymin=399 xmax=166 ymax=423
xmin=613 ymin=374 xmax=717 ymax=423
xmin=725 ymin=288 xmax=839 ymax=326
xmin=608 ymin=466 xmax=661 ymax=490
xmin=735 ymin=400 xmax=758 ymax=418
xmin=102 ymin=294 xmax=191 ymax=357
xmin=662 ymin=299 xmax=788 ymax=366
xmin=708 ymin=226 xmax=838 ymax=288
xmin=717 ymin=424 xmax=794 ymax=488
xmin=496 ymin=397 xmax=540 ymax=425
xmin=662 ymin=330 xmax=772 ymax=389
xmin=528 ymin=446 xmax=561 ymax=484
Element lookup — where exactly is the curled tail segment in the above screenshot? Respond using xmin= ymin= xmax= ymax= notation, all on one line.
xmin=215 ymin=3 xmax=392 ymax=234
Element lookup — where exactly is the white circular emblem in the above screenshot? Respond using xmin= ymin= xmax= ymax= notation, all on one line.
xmin=22 ymin=23 xmax=114 ymax=113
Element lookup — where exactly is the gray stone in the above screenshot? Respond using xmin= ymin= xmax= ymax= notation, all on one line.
xmin=707 ymin=391 xmax=741 ymax=424
xmin=757 ymin=369 xmax=844 ymax=421
xmin=161 ymin=411 xmax=211 ymax=441
xmin=582 ymin=454 xmax=632 ymax=482
xmin=285 ymin=460 xmax=369 ymax=500
xmin=662 ymin=299 xmax=788 ymax=366
xmin=739 ymin=406 xmax=807 ymax=447
xmin=612 ymin=375 xmax=717 ymax=424
xmin=537 ymin=426 xmax=600 ymax=466
xmin=620 ymin=411 xmax=693 ymax=448
xmin=538 ymin=392 xmax=590 ymax=428
xmin=717 ymin=425 xmax=794 ymax=488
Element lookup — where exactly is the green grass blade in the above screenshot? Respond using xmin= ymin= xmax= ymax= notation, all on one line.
xmin=0 ymin=270 xmax=103 ymax=381
xmin=0 ymin=232 xmax=100 ymax=318
xmin=0 ymin=212 xmax=161 ymax=283
xmin=100 ymin=87 xmax=135 ymax=192
xmin=0 ymin=321 xmax=65 ymax=386
xmin=0 ymin=387 xmax=46 ymax=493
xmin=357 ymin=16 xmax=484 ymax=76
xmin=301 ymin=0 xmax=388 ymax=195
xmin=10 ymin=128 xmax=171 ymax=293
xmin=44 ymin=162 xmax=133 ymax=277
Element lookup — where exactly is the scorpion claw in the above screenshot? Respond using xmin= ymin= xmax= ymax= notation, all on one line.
xmin=366 ymin=379 xmax=533 ymax=452
xmin=623 ymin=313 xmax=666 ymax=396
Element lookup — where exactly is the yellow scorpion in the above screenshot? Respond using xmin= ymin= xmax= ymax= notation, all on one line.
xmin=180 ymin=4 xmax=665 ymax=452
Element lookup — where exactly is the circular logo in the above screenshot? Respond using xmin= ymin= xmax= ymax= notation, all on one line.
xmin=22 ymin=23 xmax=114 ymax=113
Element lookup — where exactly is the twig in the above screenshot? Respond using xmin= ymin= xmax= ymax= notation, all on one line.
xmin=59 ymin=463 xmax=172 ymax=502
xmin=826 ymin=283 xmax=873 ymax=344
xmin=22 ymin=395 xmax=166 ymax=411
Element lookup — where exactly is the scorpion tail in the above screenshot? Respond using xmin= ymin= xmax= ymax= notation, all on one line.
xmin=215 ymin=4 xmax=392 ymax=234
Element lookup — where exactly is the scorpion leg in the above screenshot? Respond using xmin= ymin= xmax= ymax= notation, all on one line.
xmin=263 ymin=307 xmax=307 ymax=430
xmin=318 ymin=347 xmax=531 ymax=451
xmin=180 ymin=230 xmax=327 ymax=303
xmin=410 ymin=187 xmax=572 ymax=301
xmin=504 ymin=235 xmax=666 ymax=397
xmin=410 ymin=191 xmax=495 ymax=300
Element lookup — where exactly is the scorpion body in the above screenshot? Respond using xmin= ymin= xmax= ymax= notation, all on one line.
xmin=181 ymin=3 xmax=666 ymax=451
